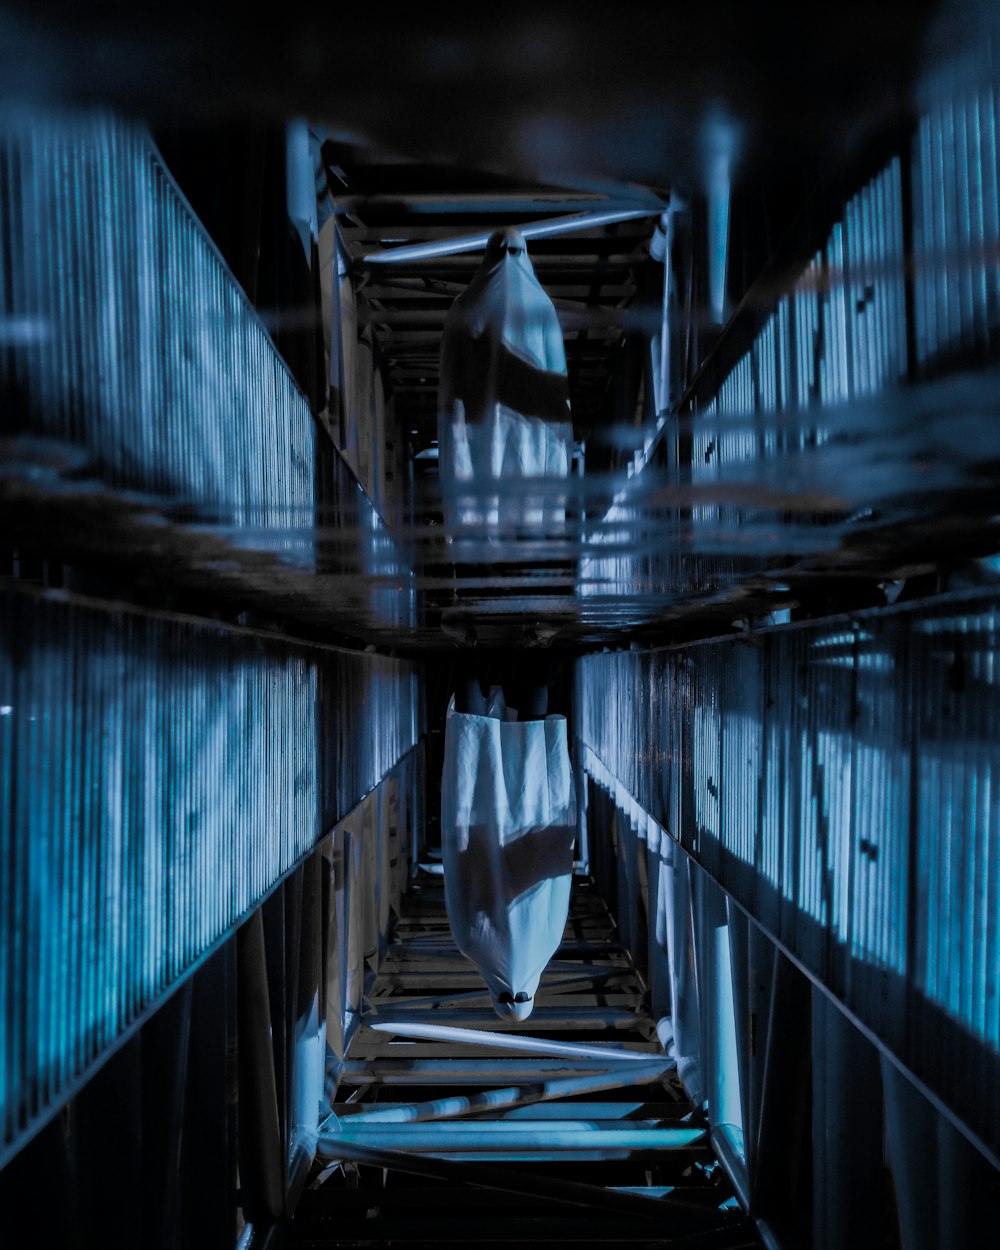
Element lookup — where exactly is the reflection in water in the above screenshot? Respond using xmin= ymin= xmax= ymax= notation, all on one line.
xmin=438 ymin=228 xmax=573 ymax=537
xmin=440 ymin=687 xmax=575 ymax=1020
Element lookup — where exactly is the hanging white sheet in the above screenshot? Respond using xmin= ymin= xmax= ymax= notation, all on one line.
xmin=440 ymin=688 xmax=575 ymax=1020
xmin=438 ymin=229 xmax=573 ymax=534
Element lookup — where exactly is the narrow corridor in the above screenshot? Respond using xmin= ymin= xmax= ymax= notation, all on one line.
xmin=288 ymin=869 xmax=756 ymax=1247
xmin=4 ymin=9 xmax=1000 ymax=1246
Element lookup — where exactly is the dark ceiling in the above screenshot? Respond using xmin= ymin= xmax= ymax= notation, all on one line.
xmin=0 ymin=1 xmax=947 ymax=186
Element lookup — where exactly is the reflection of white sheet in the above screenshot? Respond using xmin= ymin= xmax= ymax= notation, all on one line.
xmin=441 ymin=689 xmax=575 ymax=1019
xmin=438 ymin=230 xmax=573 ymax=534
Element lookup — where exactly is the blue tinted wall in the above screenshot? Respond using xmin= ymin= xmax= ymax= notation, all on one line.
xmin=0 ymin=586 xmax=422 ymax=1168
xmin=577 ymin=588 xmax=1000 ymax=1168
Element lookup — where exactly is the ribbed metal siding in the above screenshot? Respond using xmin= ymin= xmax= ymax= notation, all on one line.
xmin=913 ymin=88 xmax=1000 ymax=368
xmin=691 ymin=156 xmax=907 ymax=466
xmin=0 ymin=113 xmax=315 ymax=556
xmin=632 ymin=157 xmax=911 ymax=612
xmin=576 ymin=588 xmax=1000 ymax=1161
xmin=0 ymin=586 xmax=421 ymax=1167
xmin=633 ymin=145 xmax=917 ymax=603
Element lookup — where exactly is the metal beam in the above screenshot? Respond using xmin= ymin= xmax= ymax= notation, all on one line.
xmin=361 ymin=1006 xmax=643 ymax=1029
xmin=325 ymin=1121 xmax=706 ymax=1153
xmin=363 ymin=280 xmax=635 ymax=298
xmin=339 ymin=1057 xmax=643 ymax=1085
xmin=369 ymin=972 xmax=634 ymax=1009
xmin=368 ymin=1020 xmax=661 ymax=1062
xmin=333 ymin=1059 xmax=670 ymax=1124
xmin=361 ymin=305 xmax=628 ymax=328
xmin=360 ymin=208 xmax=659 ymax=264
xmin=336 ymin=191 xmax=619 ymax=213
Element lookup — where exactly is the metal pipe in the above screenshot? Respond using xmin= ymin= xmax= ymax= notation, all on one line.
xmin=324 ymin=1122 xmax=705 ymax=1152
xmin=360 ymin=208 xmax=659 ymax=265
xmin=368 ymin=1019 xmax=661 ymax=1062
xmin=234 ymin=1223 xmax=255 ymax=1250
xmin=337 ymin=1058 xmax=670 ymax=1124
xmin=711 ymin=1125 xmax=751 ymax=1212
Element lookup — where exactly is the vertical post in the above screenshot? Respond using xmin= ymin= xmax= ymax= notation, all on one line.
xmin=237 ymin=909 xmax=284 ymax=1222
xmin=811 ymin=988 xmax=884 ymax=1250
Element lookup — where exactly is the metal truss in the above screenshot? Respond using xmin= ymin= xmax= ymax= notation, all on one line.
xmin=292 ymin=871 xmax=758 ymax=1248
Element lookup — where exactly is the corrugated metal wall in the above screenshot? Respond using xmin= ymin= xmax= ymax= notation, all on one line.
xmin=0 ymin=114 xmax=315 ymax=545
xmin=570 ymin=63 xmax=1000 ymax=1243
xmin=913 ymin=88 xmax=1000 ymax=368
xmin=0 ymin=110 xmax=416 ymax=642
xmin=580 ymin=726 xmax=1000 ymax=1249
xmin=0 ymin=585 xmax=422 ymax=1169
xmin=576 ymin=586 xmax=1000 ymax=1166
xmin=592 ymin=80 xmax=1000 ymax=617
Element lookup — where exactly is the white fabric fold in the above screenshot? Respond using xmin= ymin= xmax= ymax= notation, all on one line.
xmin=441 ymin=688 xmax=575 ymax=1020
xmin=438 ymin=230 xmax=573 ymax=534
